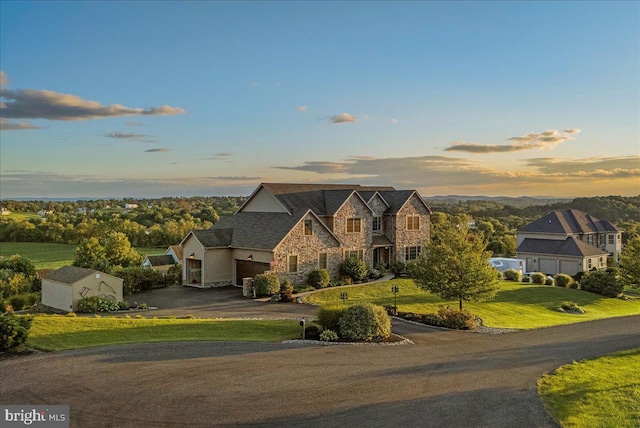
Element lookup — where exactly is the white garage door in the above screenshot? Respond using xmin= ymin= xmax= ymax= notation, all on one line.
xmin=539 ymin=258 xmax=557 ymax=275
xmin=559 ymin=260 xmax=580 ymax=277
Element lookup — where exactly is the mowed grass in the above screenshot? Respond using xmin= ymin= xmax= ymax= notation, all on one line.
xmin=2 ymin=212 xmax=41 ymax=221
xmin=27 ymin=316 xmax=301 ymax=351
xmin=0 ymin=242 xmax=166 ymax=269
xmin=304 ymin=279 xmax=640 ymax=329
xmin=538 ymin=348 xmax=640 ymax=428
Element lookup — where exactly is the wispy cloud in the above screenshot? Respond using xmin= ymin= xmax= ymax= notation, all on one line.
xmin=296 ymin=106 xmax=307 ymax=112
xmin=204 ymin=152 xmax=234 ymax=161
xmin=445 ymin=129 xmax=580 ymax=153
xmin=390 ymin=118 xmax=398 ymax=124
xmin=125 ymin=121 xmax=144 ymax=127
xmin=145 ymin=148 xmax=170 ymax=153
xmin=328 ymin=112 xmax=357 ymax=124
xmin=0 ymin=88 xmax=185 ymax=121
xmin=0 ymin=118 xmax=44 ymax=131
xmin=0 ymin=71 xmax=8 ymax=86
xmin=525 ymin=156 xmax=640 ymax=177
xmin=104 ymin=131 xmax=157 ymax=142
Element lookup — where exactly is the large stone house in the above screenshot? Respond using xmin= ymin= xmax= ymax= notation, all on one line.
xmin=516 ymin=209 xmax=622 ymax=276
xmin=180 ymin=183 xmax=432 ymax=286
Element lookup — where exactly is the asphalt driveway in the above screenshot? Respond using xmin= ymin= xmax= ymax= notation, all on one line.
xmin=2 ymin=313 xmax=640 ymax=427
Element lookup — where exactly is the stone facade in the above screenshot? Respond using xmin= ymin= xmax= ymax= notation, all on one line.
xmin=332 ymin=194 xmax=374 ymax=267
xmin=393 ymin=194 xmax=431 ymax=262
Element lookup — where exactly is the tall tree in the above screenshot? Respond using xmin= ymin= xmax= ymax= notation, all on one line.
xmin=619 ymin=235 xmax=640 ymax=289
xmin=409 ymin=218 xmax=499 ymax=310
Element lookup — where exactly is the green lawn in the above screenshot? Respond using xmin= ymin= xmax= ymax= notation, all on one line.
xmin=538 ymin=348 xmax=640 ymax=428
xmin=2 ymin=212 xmax=41 ymax=221
xmin=304 ymin=279 xmax=640 ymax=329
xmin=27 ymin=316 xmax=301 ymax=351
xmin=0 ymin=242 xmax=166 ymax=269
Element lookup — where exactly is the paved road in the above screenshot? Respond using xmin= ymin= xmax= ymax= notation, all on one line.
xmin=2 ymin=314 xmax=640 ymax=427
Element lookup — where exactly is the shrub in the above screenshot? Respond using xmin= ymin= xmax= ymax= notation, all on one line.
xmin=138 ymin=302 xmax=148 ymax=309
xmin=317 ymin=306 xmax=347 ymax=333
xmin=338 ymin=302 xmax=391 ymax=341
xmin=530 ymin=272 xmax=546 ymax=285
xmin=545 ymin=277 xmax=554 ymax=286
xmin=77 ymin=296 xmax=120 ymax=313
xmin=521 ymin=276 xmax=531 ymax=283
xmin=279 ymin=290 xmax=295 ymax=303
xmin=306 ymin=269 xmax=331 ymax=289
xmin=293 ymin=285 xmax=316 ymax=294
xmin=319 ymin=329 xmax=339 ymax=342
xmin=280 ymin=279 xmax=293 ymax=294
xmin=118 ymin=300 xmax=130 ymax=310
xmin=166 ymin=264 xmax=182 ymax=285
xmin=503 ymin=269 xmax=522 ymax=282
xmin=112 ymin=266 xmax=165 ymax=295
xmin=436 ymin=305 xmax=477 ymax=330
xmin=0 ymin=312 xmax=33 ymax=351
xmin=554 ymin=274 xmax=574 ymax=288
xmin=580 ymin=270 xmax=623 ymax=298
xmin=390 ymin=260 xmax=406 ymax=278
xmin=572 ymin=271 xmax=585 ymax=283
xmin=422 ymin=313 xmax=445 ymax=327
xmin=304 ymin=325 xmax=320 ymax=340
xmin=253 ymin=273 xmax=280 ymax=297
xmin=8 ymin=295 xmax=27 ymax=311
xmin=560 ymin=301 xmax=585 ymax=314
xmin=338 ymin=258 xmax=369 ymax=282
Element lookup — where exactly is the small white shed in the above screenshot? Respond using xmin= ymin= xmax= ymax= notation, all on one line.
xmin=42 ymin=266 xmax=124 ymax=312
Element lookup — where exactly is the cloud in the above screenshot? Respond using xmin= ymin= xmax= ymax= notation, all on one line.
xmin=328 ymin=113 xmax=357 ymax=124
xmin=104 ymin=131 xmax=156 ymax=142
xmin=390 ymin=118 xmax=398 ymax=124
xmin=125 ymin=121 xmax=144 ymax=127
xmin=204 ymin=152 xmax=234 ymax=160
xmin=296 ymin=106 xmax=307 ymax=112
xmin=445 ymin=129 xmax=580 ymax=153
xmin=204 ymin=176 xmax=261 ymax=181
xmin=0 ymin=118 xmax=44 ymax=131
xmin=0 ymin=71 xmax=7 ymax=86
xmin=0 ymin=88 xmax=185 ymax=121
xmin=145 ymin=148 xmax=170 ymax=153
xmin=525 ymin=156 xmax=640 ymax=177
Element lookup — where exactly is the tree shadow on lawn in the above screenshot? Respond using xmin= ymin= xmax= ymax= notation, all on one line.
xmin=489 ymin=286 xmax=608 ymax=307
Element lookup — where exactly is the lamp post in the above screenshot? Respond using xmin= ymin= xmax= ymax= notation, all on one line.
xmin=391 ymin=285 xmax=399 ymax=315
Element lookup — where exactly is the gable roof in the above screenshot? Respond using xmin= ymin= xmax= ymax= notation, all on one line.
xmin=518 ymin=209 xmax=620 ymax=235
xmin=167 ymin=245 xmax=183 ymax=261
xmin=517 ymin=237 xmax=608 ymax=257
xmin=146 ymin=255 xmax=177 ymax=266
xmin=379 ymin=190 xmax=432 ymax=214
xmin=45 ymin=266 xmax=99 ymax=284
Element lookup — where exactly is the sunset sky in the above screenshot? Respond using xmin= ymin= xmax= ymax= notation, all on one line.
xmin=1 ymin=1 xmax=638 ymax=199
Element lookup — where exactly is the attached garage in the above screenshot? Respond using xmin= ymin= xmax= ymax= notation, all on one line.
xmin=559 ymin=260 xmax=581 ymax=277
xmin=235 ymin=260 xmax=271 ymax=286
xmin=539 ymin=258 xmax=557 ymax=275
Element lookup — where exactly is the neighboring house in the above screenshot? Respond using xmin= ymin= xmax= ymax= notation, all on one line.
xmin=141 ymin=245 xmax=183 ymax=272
xmin=1 ymin=208 xmax=10 ymax=216
xmin=41 ymin=266 xmax=124 ymax=312
xmin=516 ymin=209 xmax=621 ymax=276
xmin=180 ymin=183 xmax=432 ymax=286
xmin=124 ymin=203 xmax=138 ymax=209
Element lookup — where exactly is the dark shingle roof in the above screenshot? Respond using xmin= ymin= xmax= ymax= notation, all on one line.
xmin=46 ymin=266 xmax=97 ymax=284
xmin=191 ymin=229 xmax=233 ymax=248
xmin=146 ymin=255 xmax=177 ymax=266
xmin=518 ymin=209 xmax=620 ymax=235
xmin=517 ymin=237 xmax=608 ymax=257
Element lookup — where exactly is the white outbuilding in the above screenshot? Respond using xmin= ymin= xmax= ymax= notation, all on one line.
xmin=41 ymin=266 xmax=124 ymax=312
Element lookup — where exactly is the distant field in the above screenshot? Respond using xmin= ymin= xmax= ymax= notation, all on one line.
xmin=1 ymin=212 xmax=41 ymax=221
xmin=0 ymin=242 xmax=166 ymax=269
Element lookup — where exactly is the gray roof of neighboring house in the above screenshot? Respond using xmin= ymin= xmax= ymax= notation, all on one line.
xmin=168 ymin=245 xmax=183 ymax=261
xmin=518 ymin=209 xmax=620 ymax=235
xmin=45 ymin=266 xmax=98 ymax=284
xmin=146 ymin=255 xmax=177 ymax=266
xmin=191 ymin=228 xmax=234 ymax=248
xmin=516 ymin=237 xmax=609 ymax=257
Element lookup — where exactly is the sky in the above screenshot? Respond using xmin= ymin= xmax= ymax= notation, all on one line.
xmin=1 ymin=1 xmax=639 ymax=199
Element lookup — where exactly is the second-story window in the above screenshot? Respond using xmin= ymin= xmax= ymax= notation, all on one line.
xmin=406 ymin=214 xmax=420 ymax=230
xmin=347 ymin=218 xmax=362 ymax=233
xmin=304 ymin=220 xmax=313 ymax=236
xmin=372 ymin=216 xmax=382 ymax=232
xmin=608 ymin=234 xmax=614 ymax=244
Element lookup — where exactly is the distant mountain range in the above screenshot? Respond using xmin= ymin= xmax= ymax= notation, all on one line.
xmin=423 ymin=195 xmax=572 ymax=207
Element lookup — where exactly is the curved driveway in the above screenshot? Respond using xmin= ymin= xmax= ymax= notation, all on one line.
xmin=2 ymin=312 xmax=640 ymax=427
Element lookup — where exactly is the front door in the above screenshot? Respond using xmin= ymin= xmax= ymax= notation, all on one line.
xmin=373 ymin=247 xmax=391 ymax=269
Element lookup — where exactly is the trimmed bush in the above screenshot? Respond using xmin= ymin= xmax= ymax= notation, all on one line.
xmin=319 ymin=329 xmax=339 ymax=342
xmin=530 ymin=272 xmax=546 ymax=285
xmin=304 ymin=325 xmax=320 ymax=340
xmin=112 ymin=266 xmax=165 ymax=295
xmin=503 ymin=269 xmax=522 ymax=282
xmin=580 ymin=270 xmax=623 ymax=298
xmin=338 ymin=258 xmax=369 ymax=282
xmin=436 ymin=305 xmax=477 ymax=330
xmin=338 ymin=302 xmax=391 ymax=341
xmin=77 ymin=296 xmax=120 ymax=313
xmin=280 ymin=279 xmax=293 ymax=294
xmin=8 ymin=295 xmax=27 ymax=311
xmin=521 ymin=276 xmax=531 ymax=283
xmin=554 ymin=274 xmax=574 ymax=288
xmin=560 ymin=301 xmax=585 ymax=314
xmin=0 ymin=312 xmax=33 ymax=351
xmin=307 ymin=269 xmax=331 ymax=289
xmin=545 ymin=277 xmax=554 ymax=286
xmin=390 ymin=260 xmax=406 ymax=278
xmin=253 ymin=273 xmax=280 ymax=297
xmin=317 ymin=306 xmax=347 ymax=333
xmin=118 ymin=300 xmax=130 ymax=310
